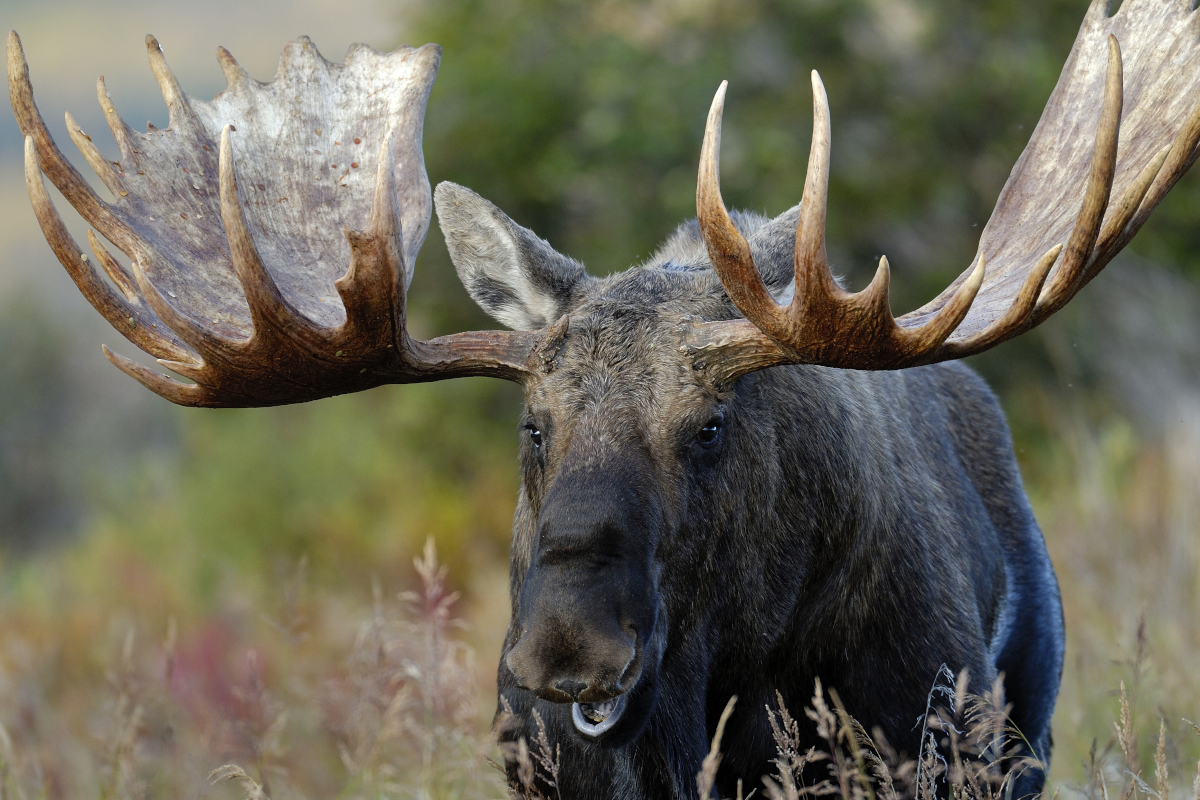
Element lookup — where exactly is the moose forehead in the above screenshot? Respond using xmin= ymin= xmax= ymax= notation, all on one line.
xmin=525 ymin=265 xmax=729 ymax=438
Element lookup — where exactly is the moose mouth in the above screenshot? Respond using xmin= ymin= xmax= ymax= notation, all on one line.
xmin=571 ymin=695 xmax=627 ymax=737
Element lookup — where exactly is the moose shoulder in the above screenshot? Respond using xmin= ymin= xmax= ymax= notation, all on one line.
xmin=11 ymin=0 xmax=1200 ymax=797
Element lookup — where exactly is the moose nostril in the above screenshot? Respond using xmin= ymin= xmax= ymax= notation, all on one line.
xmin=554 ymin=678 xmax=587 ymax=700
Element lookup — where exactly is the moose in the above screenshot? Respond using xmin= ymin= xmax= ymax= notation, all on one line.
xmin=9 ymin=0 xmax=1200 ymax=796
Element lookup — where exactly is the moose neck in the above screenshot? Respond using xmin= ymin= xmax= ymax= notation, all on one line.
xmin=498 ymin=355 xmax=1013 ymax=794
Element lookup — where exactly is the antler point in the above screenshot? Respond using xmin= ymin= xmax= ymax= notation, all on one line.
xmin=970 ymin=253 xmax=986 ymax=286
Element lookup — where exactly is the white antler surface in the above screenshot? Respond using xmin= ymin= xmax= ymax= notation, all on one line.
xmin=11 ymin=33 xmax=540 ymax=406
xmin=15 ymin=34 xmax=437 ymax=341
xmin=910 ymin=0 xmax=1200 ymax=340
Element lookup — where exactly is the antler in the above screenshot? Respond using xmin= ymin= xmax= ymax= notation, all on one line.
xmin=9 ymin=32 xmax=541 ymax=407
xmin=690 ymin=0 xmax=1200 ymax=379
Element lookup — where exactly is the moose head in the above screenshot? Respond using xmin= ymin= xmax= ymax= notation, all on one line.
xmin=10 ymin=0 xmax=1200 ymax=793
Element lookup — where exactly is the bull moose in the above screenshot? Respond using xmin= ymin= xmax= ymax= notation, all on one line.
xmin=9 ymin=0 xmax=1200 ymax=796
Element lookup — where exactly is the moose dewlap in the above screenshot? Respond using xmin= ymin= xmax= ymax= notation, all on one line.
xmin=10 ymin=0 xmax=1200 ymax=796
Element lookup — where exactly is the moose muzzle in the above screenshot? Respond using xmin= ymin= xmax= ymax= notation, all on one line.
xmin=505 ymin=457 xmax=660 ymax=737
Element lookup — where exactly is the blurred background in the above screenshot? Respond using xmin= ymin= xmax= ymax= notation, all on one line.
xmin=0 ymin=0 xmax=1197 ymax=796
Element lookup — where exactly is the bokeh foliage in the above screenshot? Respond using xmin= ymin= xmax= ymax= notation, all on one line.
xmin=410 ymin=0 xmax=1198 ymax=314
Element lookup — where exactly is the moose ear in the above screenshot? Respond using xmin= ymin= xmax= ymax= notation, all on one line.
xmin=747 ymin=203 xmax=802 ymax=294
xmin=435 ymin=182 xmax=590 ymax=330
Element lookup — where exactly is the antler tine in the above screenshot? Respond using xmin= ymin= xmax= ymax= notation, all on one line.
xmin=1085 ymin=85 xmax=1200 ymax=279
xmin=898 ymin=254 xmax=986 ymax=356
xmin=1124 ymin=70 xmax=1200 ymax=246
xmin=785 ymin=73 xmax=903 ymax=343
xmin=8 ymin=31 xmax=139 ymax=254
xmin=216 ymin=46 xmax=251 ymax=89
xmin=124 ymin=251 xmax=233 ymax=359
xmin=854 ymin=256 xmax=893 ymax=319
xmin=23 ymin=135 xmax=191 ymax=362
xmin=367 ymin=132 xmax=410 ymax=290
xmin=86 ymin=229 xmax=139 ymax=302
xmin=218 ymin=124 xmax=315 ymax=345
xmin=1092 ymin=145 xmax=1168 ymax=265
xmin=697 ymin=81 xmax=780 ymax=329
xmin=96 ymin=76 xmax=139 ymax=163
xmin=792 ymin=70 xmax=837 ymax=300
xmin=938 ymin=245 xmax=1060 ymax=358
xmin=145 ymin=35 xmax=195 ymax=131
xmin=337 ymin=132 xmax=408 ymax=349
xmin=103 ymin=345 xmax=204 ymax=405
xmin=1033 ymin=34 xmax=1123 ymax=318
xmin=65 ymin=111 xmax=125 ymax=197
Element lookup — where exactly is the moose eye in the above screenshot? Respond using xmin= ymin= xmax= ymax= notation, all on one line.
xmin=527 ymin=425 xmax=543 ymax=449
xmin=696 ymin=417 xmax=723 ymax=447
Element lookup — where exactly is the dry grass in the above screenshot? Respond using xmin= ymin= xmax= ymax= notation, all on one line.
xmin=0 ymin=399 xmax=1196 ymax=799
xmin=0 ymin=539 xmax=505 ymax=800
xmin=498 ymin=663 xmax=1200 ymax=800
xmin=1015 ymin=392 xmax=1200 ymax=788
xmin=0 ymin=540 xmax=1196 ymax=800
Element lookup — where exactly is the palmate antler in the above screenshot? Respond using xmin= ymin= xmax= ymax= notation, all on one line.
xmin=9 ymin=32 xmax=543 ymax=407
xmin=689 ymin=0 xmax=1200 ymax=378
xmin=12 ymin=0 xmax=1200 ymax=405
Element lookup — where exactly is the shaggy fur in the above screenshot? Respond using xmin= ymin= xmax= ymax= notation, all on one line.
xmin=435 ymin=183 xmax=1064 ymax=799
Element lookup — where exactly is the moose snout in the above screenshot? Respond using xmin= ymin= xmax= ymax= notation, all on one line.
xmin=506 ymin=612 xmax=642 ymax=704
xmin=508 ymin=454 xmax=658 ymax=707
